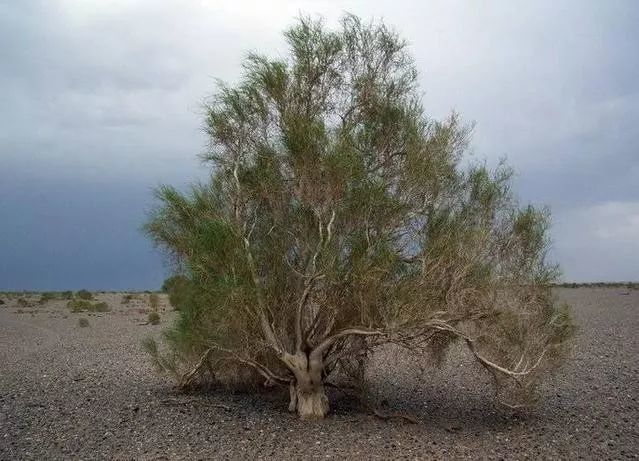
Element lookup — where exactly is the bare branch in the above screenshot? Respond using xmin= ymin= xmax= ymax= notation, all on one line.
xmin=179 ymin=348 xmax=214 ymax=389
xmin=311 ymin=328 xmax=386 ymax=359
xmin=294 ymin=273 xmax=325 ymax=352
xmin=205 ymin=344 xmax=292 ymax=386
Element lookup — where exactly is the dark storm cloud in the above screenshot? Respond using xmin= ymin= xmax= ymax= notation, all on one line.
xmin=1 ymin=0 xmax=638 ymax=289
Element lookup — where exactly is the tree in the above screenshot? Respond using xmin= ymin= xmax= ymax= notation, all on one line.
xmin=143 ymin=15 xmax=574 ymax=419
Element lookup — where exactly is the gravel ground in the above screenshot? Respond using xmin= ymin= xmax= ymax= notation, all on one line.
xmin=0 ymin=288 xmax=637 ymax=460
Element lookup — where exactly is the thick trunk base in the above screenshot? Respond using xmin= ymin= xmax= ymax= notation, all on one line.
xmin=296 ymin=387 xmax=329 ymax=419
xmin=285 ymin=352 xmax=329 ymax=419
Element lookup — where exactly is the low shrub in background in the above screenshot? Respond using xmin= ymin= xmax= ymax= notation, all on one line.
xmin=39 ymin=292 xmax=57 ymax=304
xmin=122 ymin=293 xmax=136 ymax=304
xmin=75 ymin=290 xmax=93 ymax=300
xmin=17 ymin=297 xmax=30 ymax=307
xmin=148 ymin=311 xmax=160 ymax=325
xmin=68 ymin=299 xmax=110 ymax=313
xmin=149 ymin=293 xmax=159 ymax=311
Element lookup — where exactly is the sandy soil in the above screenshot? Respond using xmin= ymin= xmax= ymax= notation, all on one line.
xmin=0 ymin=288 xmax=637 ymax=460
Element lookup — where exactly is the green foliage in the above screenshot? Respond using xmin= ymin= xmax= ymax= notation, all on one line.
xmin=162 ymin=276 xmax=179 ymax=293
xmin=75 ymin=290 xmax=93 ymax=300
xmin=161 ymin=275 xmax=193 ymax=311
xmin=78 ymin=318 xmax=90 ymax=328
xmin=148 ymin=311 xmax=161 ymax=325
xmin=61 ymin=291 xmax=73 ymax=299
xmin=142 ymin=337 xmax=180 ymax=381
xmin=144 ymin=14 xmax=574 ymax=411
xmin=68 ymin=299 xmax=110 ymax=313
xmin=68 ymin=299 xmax=92 ymax=312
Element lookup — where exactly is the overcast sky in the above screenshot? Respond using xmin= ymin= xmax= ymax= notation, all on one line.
xmin=1 ymin=0 xmax=638 ymax=290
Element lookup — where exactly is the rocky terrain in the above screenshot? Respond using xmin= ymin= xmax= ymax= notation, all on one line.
xmin=0 ymin=288 xmax=637 ymax=459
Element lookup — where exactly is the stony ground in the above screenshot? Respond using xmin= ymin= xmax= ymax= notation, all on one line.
xmin=0 ymin=288 xmax=637 ymax=460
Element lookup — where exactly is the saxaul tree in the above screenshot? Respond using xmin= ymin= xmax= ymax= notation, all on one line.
xmin=144 ymin=15 xmax=574 ymax=419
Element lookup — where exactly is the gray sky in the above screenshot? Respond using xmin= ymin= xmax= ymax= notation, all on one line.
xmin=1 ymin=0 xmax=638 ymax=290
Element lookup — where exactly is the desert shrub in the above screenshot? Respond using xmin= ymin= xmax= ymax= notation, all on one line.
xmin=78 ymin=318 xmax=90 ymax=327
xmin=0 ymin=299 xmax=5 ymax=305
xmin=148 ymin=311 xmax=161 ymax=325
xmin=61 ymin=291 xmax=73 ymax=299
xmin=75 ymin=289 xmax=93 ymax=300
xmin=39 ymin=292 xmax=57 ymax=304
xmin=16 ymin=297 xmax=30 ymax=307
xmin=144 ymin=15 xmax=574 ymax=419
xmin=93 ymin=301 xmax=109 ymax=312
xmin=68 ymin=299 xmax=92 ymax=312
xmin=122 ymin=293 xmax=136 ymax=304
xmin=149 ymin=293 xmax=160 ymax=311
xmin=68 ymin=299 xmax=110 ymax=313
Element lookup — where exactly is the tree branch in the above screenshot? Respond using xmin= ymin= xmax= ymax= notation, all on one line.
xmin=179 ymin=348 xmax=214 ymax=388
xmin=427 ymin=320 xmax=548 ymax=380
xmin=294 ymin=274 xmax=324 ymax=352
xmin=233 ymin=161 xmax=284 ymax=355
xmin=203 ymin=344 xmax=292 ymax=386
xmin=311 ymin=328 xmax=386 ymax=359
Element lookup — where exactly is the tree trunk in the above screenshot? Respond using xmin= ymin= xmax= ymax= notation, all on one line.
xmin=286 ymin=352 xmax=329 ymax=419
xmin=294 ymin=383 xmax=329 ymax=419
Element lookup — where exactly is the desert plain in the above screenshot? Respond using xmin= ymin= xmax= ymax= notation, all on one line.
xmin=0 ymin=288 xmax=637 ymax=459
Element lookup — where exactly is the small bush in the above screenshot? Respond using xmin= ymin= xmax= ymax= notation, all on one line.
xmin=61 ymin=291 xmax=73 ymax=299
xmin=17 ymin=297 xmax=30 ymax=307
xmin=76 ymin=290 xmax=93 ymax=300
xmin=39 ymin=292 xmax=57 ymax=304
xmin=93 ymin=301 xmax=110 ymax=312
xmin=0 ymin=299 xmax=5 ymax=305
xmin=78 ymin=318 xmax=90 ymax=327
xmin=149 ymin=293 xmax=160 ymax=311
xmin=68 ymin=299 xmax=92 ymax=312
xmin=68 ymin=299 xmax=110 ymax=313
xmin=122 ymin=293 xmax=136 ymax=304
xmin=148 ymin=311 xmax=160 ymax=325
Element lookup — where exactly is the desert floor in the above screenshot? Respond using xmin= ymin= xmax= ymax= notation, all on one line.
xmin=0 ymin=288 xmax=637 ymax=460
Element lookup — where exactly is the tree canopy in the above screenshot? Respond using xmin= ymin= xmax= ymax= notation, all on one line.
xmin=144 ymin=14 xmax=574 ymax=419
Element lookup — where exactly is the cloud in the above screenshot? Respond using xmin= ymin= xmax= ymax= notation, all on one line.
xmin=553 ymin=201 xmax=639 ymax=282
xmin=1 ymin=0 xmax=638 ymax=287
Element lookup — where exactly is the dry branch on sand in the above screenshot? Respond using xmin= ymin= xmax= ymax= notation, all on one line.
xmin=143 ymin=14 xmax=574 ymax=419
